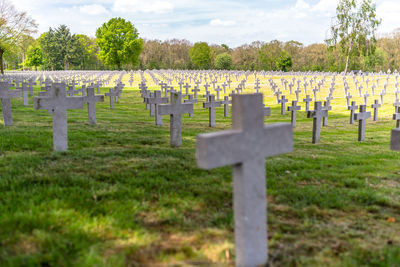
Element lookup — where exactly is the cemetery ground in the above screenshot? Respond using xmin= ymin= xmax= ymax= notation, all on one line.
xmin=1 ymin=76 xmax=400 ymax=266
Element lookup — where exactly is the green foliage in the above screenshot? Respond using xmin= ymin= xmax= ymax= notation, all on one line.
xmin=189 ymin=42 xmax=212 ymax=69
xmin=96 ymin=17 xmax=143 ymax=70
xmin=326 ymin=0 xmax=381 ymax=72
xmin=214 ymin=52 xmax=232 ymax=70
xmin=75 ymin=34 xmax=103 ymax=70
xmin=364 ymin=47 xmax=387 ymax=72
xmin=40 ymin=25 xmax=84 ymax=70
xmin=258 ymin=40 xmax=282 ymax=70
xmin=276 ymin=50 xmax=292 ymax=71
xmin=25 ymin=44 xmax=43 ymax=70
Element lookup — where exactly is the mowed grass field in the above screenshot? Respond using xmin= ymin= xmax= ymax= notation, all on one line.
xmin=1 ymin=74 xmax=400 ymax=266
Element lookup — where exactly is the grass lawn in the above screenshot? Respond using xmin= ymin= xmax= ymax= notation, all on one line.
xmin=1 ymin=74 xmax=400 ymax=266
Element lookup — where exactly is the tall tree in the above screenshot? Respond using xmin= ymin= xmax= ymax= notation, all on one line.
xmin=96 ymin=17 xmax=143 ymax=70
xmin=259 ymin=40 xmax=282 ymax=70
xmin=0 ymin=0 xmax=37 ymax=73
xmin=25 ymin=43 xmax=43 ymax=70
xmin=40 ymin=25 xmax=81 ymax=70
xmin=215 ymin=52 xmax=232 ymax=70
xmin=189 ymin=42 xmax=211 ymax=69
xmin=276 ymin=50 xmax=292 ymax=71
xmin=326 ymin=0 xmax=381 ymax=73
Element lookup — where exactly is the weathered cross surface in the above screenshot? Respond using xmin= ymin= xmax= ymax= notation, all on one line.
xmin=34 ymin=83 xmax=84 ymax=151
xmin=146 ymin=90 xmax=168 ymax=125
xmin=303 ymin=95 xmax=312 ymax=112
xmin=220 ymin=96 xmax=231 ymax=117
xmin=105 ymin=88 xmax=117 ymax=109
xmin=0 ymin=82 xmax=21 ymax=126
xmin=307 ymin=101 xmax=328 ymax=144
xmin=203 ymin=94 xmax=221 ymax=127
xmin=371 ymin=99 xmax=381 ymax=121
xmin=288 ymin=100 xmax=301 ymax=128
xmin=348 ymin=101 xmax=358 ymax=124
xmin=354 ymin=104 xmax=371 ymax=141
xmin=279 ymin=95 xmax=288 ymax=115
xmin=196 ymin=93 xmax=293 ymax=267
xmin=84 ymin=86 xmax=104 ymax=125
xmin=158 ymin=92 xmax=193 ymax=147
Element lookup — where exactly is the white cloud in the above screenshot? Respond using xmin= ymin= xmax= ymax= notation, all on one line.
xmin=377 ymin=0 xmax=400 ymax=34
xmin=209 ymin=19 xmax=236 ymax=27
xmin=79 ymin=4 xmax=108 ymax=16
xmin=112 ymin=0 xmax=174 ymax=14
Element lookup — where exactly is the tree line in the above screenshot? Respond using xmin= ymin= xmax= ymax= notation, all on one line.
xmin=1 ymin=0 xmax=395 ymax=73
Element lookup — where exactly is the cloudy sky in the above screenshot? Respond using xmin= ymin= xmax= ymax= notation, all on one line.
xmin=10 ymin=0 xmax=400 ymax=47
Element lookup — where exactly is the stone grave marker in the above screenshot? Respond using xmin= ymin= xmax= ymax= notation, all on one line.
xmin=371 ymin=99 xmax=381 ymax=121
xmin=203 ymin=94 xmax=221 ymax=127
xmin=158 ymin=92 xmax=193 ymax=147
xmin=34 ymin=83 xmax=84 ymax=151
xmin=288 ymin=100 xmax=301 ymax=128
xmin=307 ymin=101 xmax=328 ymax=144
xmin=196 ymin=93 xmax=293 ymax=267
xmin=354 ymin=105 xmax=371 ymax=141
xmin=84 ymin=86 xmax=104 ymax=125
xmin=0 ymin=81 xmax=21 ymax=126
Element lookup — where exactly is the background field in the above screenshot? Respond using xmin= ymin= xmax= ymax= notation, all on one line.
xmin=1 ymin=73 xmax=400 ymax=266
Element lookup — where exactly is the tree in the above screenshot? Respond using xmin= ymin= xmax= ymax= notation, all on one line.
xmin=326 ymin=0 xmax=381 ymax=73
xmin=232 ymin=42 xmax=262 ymax=70
xmin=258 ymin=40 xmax=282 ymax=70
xmin=276 ymin=50 xmax=292 ymax=71
xmin=25 ymin=43 xmax=43 ymax=70
xmin=215 ymin=52 xmax=232 ymax=70
xmin=364 ymin=47 xmax=386 ymax=72
xmin=96 ymin=17 xmax=143 ymax=70
xmin=40 ymin=25 xmax=83 ymax=70
xmin=0 ymin=0 xmax=37 ymax=73
xmin=189 ymin=42 xmax=212 ymax=69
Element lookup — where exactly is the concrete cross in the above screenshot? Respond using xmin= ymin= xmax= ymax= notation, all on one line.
xmin=303 ymin=95 xmax=312 ymax=112
xmin=18 ymin=82 xmax=30 ymax=106
xmin=184 ymin=95 xmax=198 ymax=117
xmin=221 ymin=82 xmax=227 ymax=94
xmin=380 ymin=91 xmax=385 ymax=104
xmin=214 ymin=86 xmax=222 ymax=100
xmin=313 ymin=87 xmax=318 ymax=101
xmin=322 ymin=101 xmax=332 ymax=126
xmin=220 ymin=96 xmax=231 ymax=117
xmin=204 ymin=82 xmax=210 ymax=93
xmin=158 ymin=92 xmax=193 ymax=147
xmin=345 ymin=93 xmax=352 ymax=107
xmin=192 ymin=86 xmax=200 ymax=99
xmin=254 ymin=78 xmax=260 ymax=93
xmin=274 ymin=90 xmax=282 ymax=104
xmin=279 ymin=95 xmax=288 ymax=115
xmin=354 ymin=105 xmax=371 ymax=141
xmin=34 ymin=83 xmax=84 ymax=151
xmin=84 ymin=86 xmax=104 ymax=125
xmin=287 ymin=100 xmax=301 ymax=128
xmin=307 ymin=101 xmax=328 ymax=144
xmin=363 ymin=91 xmax=370 ymax=105
xmin=295 ymin=88 xmax=301 ymax=101
xmin=147 ymin=90 xmax=169 ymax=125
xmin=348 ymin=101 xmax=358 ymax=124
xmin=178 ymin=80 xmax=184 ymax=93
xmin=105 ymin=88 xmax=117 ymax=110
xmin=0 ymin=81 xmax=21 ymax=126
xmin=203 ymin=94 xmax=222 ymax=127
xmin=183 ymin=83 xmax=191 ymax=96
xmin=371 ymin=99 xmax=381 ymax=121
xmin=196 ymin=93 xmax=293 ymax=267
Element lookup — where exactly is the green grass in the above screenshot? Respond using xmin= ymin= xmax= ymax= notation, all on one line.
xmin=1 ymin=76 xmax=400 ymax=266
